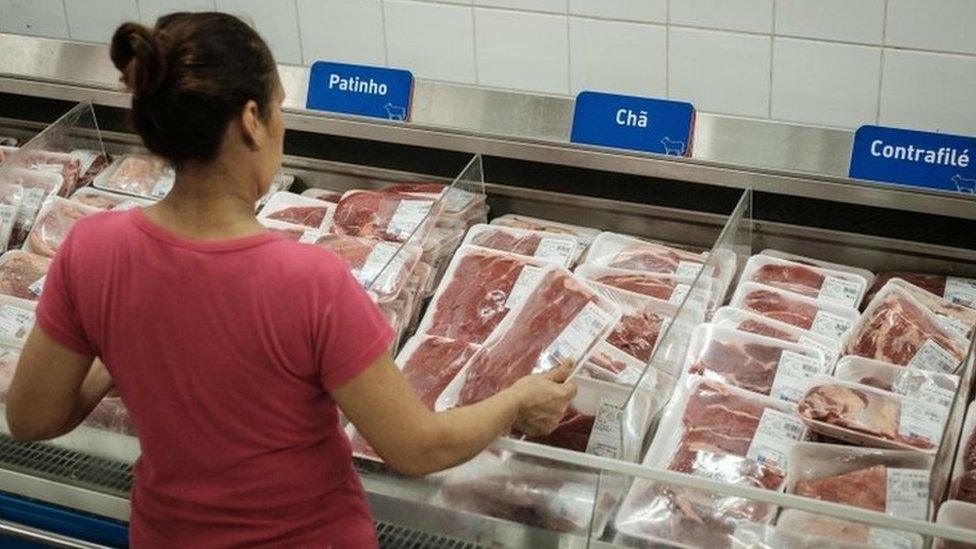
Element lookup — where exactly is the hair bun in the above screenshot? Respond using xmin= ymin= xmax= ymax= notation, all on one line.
xmin=110 ymin=22 xmax=167 ymax=95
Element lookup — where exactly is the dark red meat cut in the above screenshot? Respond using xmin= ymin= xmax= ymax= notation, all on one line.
xmin=457 ymin=269 xmax=602 ymax=406
xmin=380 ymin=182 xmax=446 ymax=195
xmin=742 ymin=288 xmax=820 ymax=330
xmin=28 ymin=201 xmax=91 ymax=257
xmin=965 ymin=427 xmax=976 ymax=471
xmin=524 ymin=408 xmax=595 ymax=452
xmin=608 ymin=242 xmax=705 ymax=274
xmin=866 ymin=272 xmax=947 ymax=305
xmin=469 ymin=228 xmax=544 ymax=257
xmin=266 ymin=205 xmax=329 ymax=228
xmin=401 ymin=336 xmax=477 ymax=409
xmin=794 ymin=465 xmax=887 ymax=512
xmin=596 ymin=273 xmax=683 ymax=301
xmin=0 ymin=252 xmax=50 ymax=300
xmin=333 ymin=191 xmax=434 ymax=243
xmin=606 ymin=308 xmax=666 ymax=362
xmin=425 ymin=250 xmax=538 ymax=344
xmin=751 ymin=263 xmax=827 ymax=299
xmin=688 ymin=338 xmax=785 ymax=396
xmin=735 ymin=318 xmax=800 ymax=342
xmin=954 ymin=471 xmax=976 ymax=504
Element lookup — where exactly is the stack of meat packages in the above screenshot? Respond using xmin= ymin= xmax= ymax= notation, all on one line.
xmin=615 ymin=246 xmax=976 ymax=547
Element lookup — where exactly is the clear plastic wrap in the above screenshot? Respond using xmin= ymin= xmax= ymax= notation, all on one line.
xmin=579 ymin=341 xmax=647 ymax=385
xmin=834 ymin=356 xmax=959 ymax=413
xmin=759 ymin=249 xmax=876 ymax=290
xmin=887 ymin=278 xmax=976 ymax=340
xmin=730 ymin=281 xmax=860 ymax=341
xmin=798 ymin=375 xmax=947 ymax=451
xmin=683 ymin=324 xmax=829 ymax=402
xmin=333 ymin=190 xmax=440 ymax=243
xmin=575 ymin=263 xmax=717 ymax=312
xmin=70 ymin=187 xmax=151 ymax=211
xmin=711 ymin=306 xmax=841 ymax=366
xmin=300 ymin=187 xmax=344 ymax=203
xmin=934 ymin=501 xmax=976 ymax=549
xmin=92 ymin=154 xmax=172 ymax=199
xmin=739 ymin=254 xmax=868 ymax=309
xmin=436 ymin=267 xmax=620 ymax=409
xmin=416 ymin=246 xmax=549 ymax=345
xmin=257 ymin=191 xmax=336 ymax=232
xmin=24 ymin=197 xmax=99 ymax=257
xmin=313 ymin=234 xmax=421 ymax=303
xmin=0 ymin=183 xmax=23 ymax=251
xmin=0 ymin=250 xmax=50 ymax=301
xmin=380 ymin=181 xmax=488 ymax=225
xmin=585 ymin=279 xmax=680 ymax=363
xmin=866 ymin=272 xmax=976 ymax=311
xmin=490 ymin=213 xmax=600 ymax=261
xmin=776 ymin=509 xmax=923 ymax=549
xmin=461 ymin=223 xmax=578 ymax=267
xmin=845 ymin=282 xmax=969 ymax=374
xmin=951 ymin=402 xmax=976 ymax=489
xmin=255 ymin=173 xmax=295 ymax=210
xmin=11 ymin=149 xmax=81 ymax=195
xmin=0 ymin=167 xmax=64 ymax=244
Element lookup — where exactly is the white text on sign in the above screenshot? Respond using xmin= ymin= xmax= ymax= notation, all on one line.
xmin=327 ymin=74 xmax=388 ymax=96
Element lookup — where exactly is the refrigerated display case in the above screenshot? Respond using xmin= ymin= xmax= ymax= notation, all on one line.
xmin=0 ymin=33 xmax=974 ymax=547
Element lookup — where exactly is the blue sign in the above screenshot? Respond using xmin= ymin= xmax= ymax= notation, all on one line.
xmin=306 ymin=61 xmax=414 ymax=121
xmin=570 ymin=91 xmax=695 ymax=156
xmin=850 ymin=125 xmax=976 ymax=195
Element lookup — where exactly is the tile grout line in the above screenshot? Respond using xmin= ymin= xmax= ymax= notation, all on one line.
xmin=293 ymin=0 xmax=306 ymax=65
xmin=60 ymin=0 xmax=71 ymax=39
xmin=470 ymin=4 xmax=479 ymax=85
xmin=565 ymin=0 xmax=571 ymax=96
xmin=380 ymin=0 xmax=390 ymax=66
xmin=768 ymin=0 xmax=776 ymax=119
xmin=665 ymin=0 xmax=670 ymax=98
xmin=876 ymin=0 xmax=889 ymax=125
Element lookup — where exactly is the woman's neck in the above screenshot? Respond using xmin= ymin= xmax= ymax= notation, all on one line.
xmin=143 ymin=159 xmax=265 ymax=241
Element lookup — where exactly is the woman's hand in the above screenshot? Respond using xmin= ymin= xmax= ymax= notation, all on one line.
xmin=509 ymin=365 xmax=578 ymax=437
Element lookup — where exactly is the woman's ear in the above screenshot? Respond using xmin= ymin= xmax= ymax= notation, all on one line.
xmin=239 ymin=99 xmax=263 ymax=150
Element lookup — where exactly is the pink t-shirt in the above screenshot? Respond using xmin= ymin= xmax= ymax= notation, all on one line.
xmin=36 ymin=208 xmax=394 ymax=548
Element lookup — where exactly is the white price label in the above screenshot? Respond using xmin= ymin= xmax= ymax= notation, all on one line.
xmin=745 ymin=408 xmax=805 ymax=469
xmin=617 ymin=366 xmax=643 ymax=386
xmin=539 ymin=301 xmax=612 ymax=373
xmin=0 ymin=304 xmax=34 ymax=341
xmin=669 ymin=283 xmax=691 ymax=305
xmin=898 ymin=398 xmax=945 ymax=448
xmin=797 ymin=335 xmax=839 ymax=366
xmin=867 ymin=528 xmax=915 ymax=549
xmin=891 ymin=370 xmax=956 ymax=411
xmin=442 ymin=188 xmax=477 ymax=212
xmin=387 ymin=199 xmax=433 ymax=240
xmin=17 ymin=187 xmax=47 ymax=229
xmin=504 ymin=265 xmax=542 ymax=309
xmin=945 ymin=277 xmax=976 ymax=310
xmin=818 ymin=275 xmax=862 ymax=308
xmin=356 ymin=243 xmax=399 ymax=288
xmin=810 ymin=310 xmax=853 ymax=339
xmin=935 ymin=313 xmax=970 ymax=339
xmin=533 ymin=237 xmax=575 ymax=265
xmin=150 ymin=167 xmax=175 ymax=198
xmin=0 ymin=203 xmax=17 ymax=244
xmin=885 ymin=468 xmax=929 ymax=520
xmin=675 ymin=260 xmax=703 ymax=278
xmin=585 ymin=398 xmax=623 ymax=459
xmin=906 ymin=338 xmax=959 ymax=374
xmin=769 ymin=350 xmax=829 ymax=403
xmin=28 ymin=275 xmax=45 ymax=297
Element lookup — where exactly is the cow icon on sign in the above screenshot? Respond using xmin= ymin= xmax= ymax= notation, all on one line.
xmin=952 ymin=174 xmax=976 ymax=194
xmin=385 ymin=103 xmax=406 ymax=121
xmin=660 ymin=137 xmax=686 ymax=156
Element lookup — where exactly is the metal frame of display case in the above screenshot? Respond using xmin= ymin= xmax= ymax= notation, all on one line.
xmin=0 ymin=34 xmax=974 ymax=547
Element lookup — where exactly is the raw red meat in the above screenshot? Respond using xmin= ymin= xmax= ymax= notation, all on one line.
xmin=954 ymin=471 xmax=976 ymax=504
xmin=607 ymin=242 xmax=705 ymax=275
xmin=794 ymin=465 xmax=887 ymax=512
xmin=857 ymin=376 xmax=892 ymax=391
xmin=677 ymin=381 xmax=768 ymax=457
xmin=751 ymin=263 xmax=827 ymax=299
xmin=866 ymin=272 xmax=947 ymax=305
xmin=741 ymin=288 xmax=820 ymax=330
xmin=0 ymin=252 xmax=50 ymax=300
xmin=85 ymin=397 xmax=134 ymax=435
xmin=799 ymin=383 xmax=933 ymax=449
xmin=469 ymin=228 xmax=544 ymax=257
xmin=424 ymin=250 xmax=538 ymax=344
xmin=302 ymin=188 xmax=344 ymax=203
xmin=380 ymin=182 xmax=446 ymax=195
xmin=965 ymin=428 xmax=976 ymax=471
xmin=102 ymin=154 xmax=168 ymax=196
xmin=669 ymin=449 xmax=784 ymax=490
xmin=892 ymin=279 xmax=976 ymax=339
xmin=28 ymin=201 xmax=92 ymax=257
xmin=606 ymin=308 xmax=666 ymax=362
xmin=736 ymin=318 xmax=800 ymax=342
xmin=333 ymin=191 xmax=435 ymax=243
xmin=314 ymin=234 xmax=416 ymax=300
xmin=846 ymin=288 xmax=966 ymax=369
xmin=457 ymin=269 xmax=605 ymax=406
xmin=587 ymin=349 xmax=628 ymax=374
xmin=596 ymin=273 xmax=684 ymax=301
xmin=524 ymin=408 xmax=595 ymax=452
xmin=2 ymin=168 xmax=64 ymax=245
xmin=688 ymin=338 xmax=785 ymax=396
xmin=16 ymin=150 xmax=81 ymax=193
xmin=401 ymin=336 xmax=477 ymax=409
xmin=265 ymin=205 xmax=329 ymax=228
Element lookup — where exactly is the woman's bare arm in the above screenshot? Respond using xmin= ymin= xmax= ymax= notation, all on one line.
xmin=6 ymin=326 xmax=113 ymax=441
xmin=332 ymin=353 xmax=576 ymax=477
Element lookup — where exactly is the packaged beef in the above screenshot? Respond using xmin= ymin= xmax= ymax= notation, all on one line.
xmin=580 ymin=341 xmax=647 ymax=385
xmin=24 ymin=198 xmax=99 ymax=258
xmin=798 ymin=376 xmax=947 ymax=451
xmin=866 ymin=272 xmax=976 ymax=311
xmin=10 ymin=149 xmax=81 ymax=195
xmin=711 ymin=306 xmax=840 ymax=366
xmin=834 ymin=356 xmax=959 ymax=414
xmin=257 ymin=191 xmax=336 ymax=231
xmin=462 ymin=224 xmax=578 ymax=267
xmin=585 ymin=279 xmax=680 ymax=364
xmin=1 ymin=167 xmax=64 ymax=244
xmin=259 ymin=218 xmax=319 ymax=243
xmin=314 ymin=234 xmax=421 ymax=303
xmin=416 ymin=246 xmax=548 ymax=345
xmin=739 ymin=254 xmax=868 ymax=309
xmin=333 ymin=190 xmax=439 ymax=244
xmin=437 ymin=267 xmax=619 ymax=409
xmin=0 ymin=251 xmax=50 ymax=301
xmin=886 ymin=278 xmax=976 ymax=340
xmin=84 ymin=396 xmax=135 ymax=436
xmin=0 ymin=295 xmax=36 ymax=343
xmin=776 ymin=509 xmax=924 ymax=549
xmin=934 ymin=501 xmax=976 ymax=549
xmin=951 ymin=402 xmax=976 ymax=488
xmin=0 ymin=183 xmax=23 ymax=251
xmin=575 ymin=263 xmax=717 ymax=312
xmin=845 ymin=282 xmax=968 ymax=374
xmin=731 ymin=282 xmax=860 ymax=341
xmin=70 ymin=187 xmax=151 ymax=211
xmin=300 ymin=187 xmax=345 ymax=203
xmin=759 ymin=249 xmax=876 ymax=290
xmin=685 ymin=324 xmax=829 ymax=403
xmin=93 ymin=154 xmax=173 ymax=198
xmin=380 ymin=181 xmax=487 ymax=224
xmin=69 ymin=149 xmax=111 ymax=189
xmin=491 ymin=213 xmax=600 ymax=260
xmin=616 ymin=378 xmax=806 ymax=547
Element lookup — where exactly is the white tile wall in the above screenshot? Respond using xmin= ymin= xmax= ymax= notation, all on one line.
xmin=214 ymin=0 xmax=301 ymax=64
xmin=384 ymin=1 xmax=475 ymax=83
xmin=474 ymin=8 xmax=568 ymax=95
xmin=775 ymin=0 xmax=885 ymax=45
xmin=64 ymin=0 xmax=139 ymax=43
xmin=669 ymin=28 xmax=771 ymax=118
xmin=569 ymin=17 xmax=665 ymax=97
xmin=2 ymin=0 xmax=975 ymax=134
xmin=772 ymin=39 xmax=881 ymax=128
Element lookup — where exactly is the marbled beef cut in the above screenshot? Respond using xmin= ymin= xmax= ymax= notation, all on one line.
xmin=524 ymin=407 xmax=595 ymax=452
xmin=688 ymin=338 xmax=785 ymax=396
xmin=741 ymin=288 xmax=821 ymax=330
xmin=28 ymin=200 xmax=92 ymax=257
xmin=605 ymin=307 xmax=666 ymax=362
xmin=795 ymin=465 xmax=887 ymax=512
xmin=608 ymin=242 xmax=705 ymax=275
xmin=469 ymin=227 xmax=544 ymax=257
xmin=400 ymin=336 xmax=477 ymax=408
xmin=265 ymin=205 xmax=329 ymax=228
xmin=333 ymin=191 xmax=434 ymax=243
xmin=596 ymin=273 xmax=684 ymax=301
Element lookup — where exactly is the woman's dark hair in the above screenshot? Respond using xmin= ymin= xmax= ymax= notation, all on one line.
xmin=110 ymin=13 xmax=278 ymax=162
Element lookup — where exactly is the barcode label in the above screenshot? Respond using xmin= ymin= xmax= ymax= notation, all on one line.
xmin=150 ymin=167 xmax=175 ymax=198
xmin=669 ymin=283 xmax=691 ymax=305
xmin=356 ymin=243 xmax=400 ymax=288
xmin=885 ymin=468 xmax=929 ymax=520
xmin=810 ymin=310 xmax=853 ymax=339
xmin=28 ymin=276 xmax=45 ymax=297
xmin=504 ymin=265 xmax=543 ymax=309
xmin=0 ymin=204 xmax=17 ymax=246
xmin=934 ymin=313 xmax=970 ymax=338
xmin=675 ymin=260 xmax=703 ymax=278
xmin=769 ymin=350 xmax=829 ymax=403
xmin=891 ymin=370 xmax=956 ymax=411
xmin=387 ymin=199 xmax=433 ymax=240
xmin=945 ymin=277 xmax=976 ymax=310
xmin=745 ymin=408 xmax=805 ymax=469
xmin=898 ymin=397 xmax=945 ymax=448
xmin=819 ymin=275 xmax=862 ymax=308
xmin=585 ymin=398 xmax=623 ymax=458
xmin=533 ymin=237 xmax=575 ymax=266
xmin=906 ymin=338 xmax=960 ymax=374
xmin=0 ymin=304 xmax=34 ymax=341
xmin=797 ymin=335 xmax=839 ymax=365
xmin=539 ymin=301 xmax=613 ymax=373
xmin=442 ymin=188 xmax=477 ymax=212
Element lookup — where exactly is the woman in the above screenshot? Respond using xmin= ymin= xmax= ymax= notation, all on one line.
xmin=4 ymin=13 xmax=576 ymax=548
